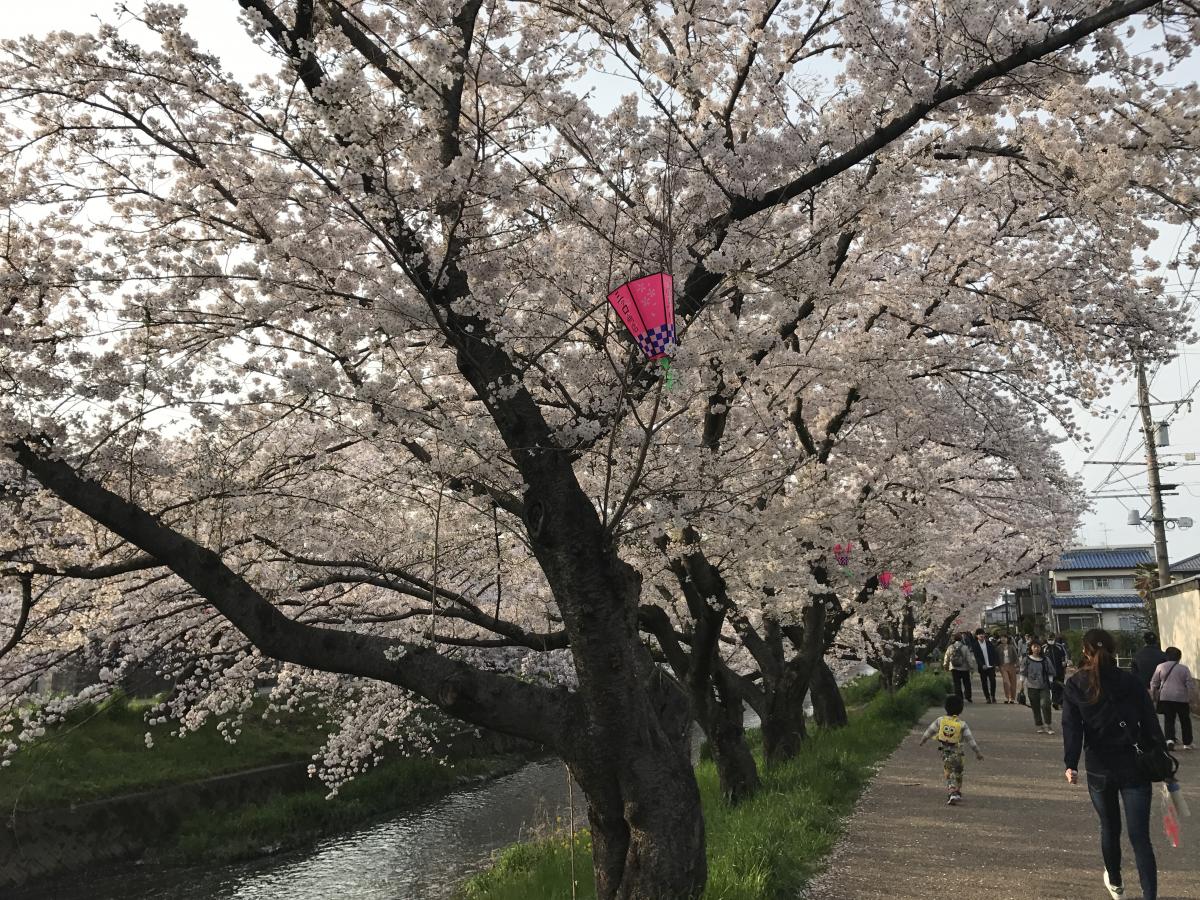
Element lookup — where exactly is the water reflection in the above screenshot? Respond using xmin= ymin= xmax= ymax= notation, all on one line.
xmin=49 ymin=760 xmax=584 ymax=900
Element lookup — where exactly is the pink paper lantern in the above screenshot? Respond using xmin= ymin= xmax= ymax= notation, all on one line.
xmin=607 ymin=273 xmax=675 ymax=361
xmin=879 ymin=571 xmax=893 ymax=589
xmin=900 ymin=580 xmax=914 ymax=598
xmin=833 ymin=542 xmax=853 ymax=567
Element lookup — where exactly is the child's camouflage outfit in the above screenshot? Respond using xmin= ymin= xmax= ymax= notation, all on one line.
xmin=921 ymin=714 xmax=980 ymax=796
xmin=940 ymin=745 xmax=965 ymax=792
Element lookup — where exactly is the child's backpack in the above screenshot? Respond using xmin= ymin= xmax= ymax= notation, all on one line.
xmin=937 ymin=715 xmax=964 ymax=745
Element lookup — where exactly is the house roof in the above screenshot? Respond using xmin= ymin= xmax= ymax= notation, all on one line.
xmin=1051 ymin=593 xmax=1144 ymax=610
xmin=1171 ymin=551 xmax=1200 ymax=572
xmin=1055 ymin=548 xmax=1153 ymax=571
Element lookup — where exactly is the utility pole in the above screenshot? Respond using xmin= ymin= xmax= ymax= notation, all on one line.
xmin=1136 ymin=358 xmax=1172 ymax=588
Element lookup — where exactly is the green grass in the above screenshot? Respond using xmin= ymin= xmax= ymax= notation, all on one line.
xmin=167 ymin=754 xmax=513 ymax=864
xmin=0 ymin=693 xmax=326 ymax=810
xmin=461 ymin=673 xmax=950 ymax=900
xmin=838 ymin=672 xmax=882 ymax=707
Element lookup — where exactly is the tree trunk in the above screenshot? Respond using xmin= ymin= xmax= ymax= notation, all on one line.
xmin=810 ymin=657 xmax=848 ymax=728
xmin=705 ymin=698 xmax=761 ymax=804
xmin=735 ymin=599 xmax=828 ymax=767
xmin=570 ymin=689 xmax=705 ymax=900
xmin=760 ymin=664 xmax=808 ymax=765
xmin=703 ymin=662 xmax=760 ymax=803
xmin=542 ymin=557 xmax=705 ymax=900
xmin=639 ymin=601 xmax=760 ymax=807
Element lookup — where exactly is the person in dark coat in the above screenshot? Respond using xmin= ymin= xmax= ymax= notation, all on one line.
xmin=1044 ymin=634 xmax=1068 ymax=709
xmin=1130 ymin=632 xmax=1168 ymax=692
xmin=1063 ymin=628 xmax=1165 ymax=900
xmin=969 ymin=628 xmax=1000 ymax=703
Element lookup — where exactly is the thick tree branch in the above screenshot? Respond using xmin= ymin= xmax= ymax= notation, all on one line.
xmin=0 ymin=574 xmax=34 ymax=661
xmin=7 ymin=438 xmax=576 ymax=750
xmin=723 ymin=0 xmax=1162 ymax=223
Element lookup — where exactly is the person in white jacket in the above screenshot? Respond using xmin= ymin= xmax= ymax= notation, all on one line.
xmin=1151 ymin=647 xmax=1196 ymax=750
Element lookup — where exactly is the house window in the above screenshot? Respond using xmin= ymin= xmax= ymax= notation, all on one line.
xmin=1094 ymin=577 xmax=1111 ymax=590
xmin=1062 ymin=614 xmax=1100 ymax=632
xmin=1118 ymin=615 xmax=1140 ymax=632
xmin=1056 ymin=580 xmax=1071 ymax=593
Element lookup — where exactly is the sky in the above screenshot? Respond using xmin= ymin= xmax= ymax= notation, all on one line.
xmin=6 ymin=2 xmax=1200 ymax=563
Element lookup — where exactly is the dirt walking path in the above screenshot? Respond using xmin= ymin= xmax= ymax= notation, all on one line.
xmin=804 ymin=698 xmax=1200 ymax=899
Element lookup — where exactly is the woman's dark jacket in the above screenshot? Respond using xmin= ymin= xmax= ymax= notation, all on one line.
xmin=1062 ymin=665 xmax=1165 ymax=781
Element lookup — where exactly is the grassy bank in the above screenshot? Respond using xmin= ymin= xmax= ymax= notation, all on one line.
xmin=0 ymin=694 xmax=325 ymax=810
xmin=461 ymin=673 xmax=950 ymax=900
xmin=166 ymin=753 xmax=518 ymax=864
xmin=4 ymin=693 xmax=534 ymax=872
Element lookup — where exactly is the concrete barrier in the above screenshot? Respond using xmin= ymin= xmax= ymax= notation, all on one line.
xmin=1 ymin=762 xmax=308 ymax=891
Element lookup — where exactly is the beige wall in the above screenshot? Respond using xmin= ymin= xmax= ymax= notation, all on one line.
xmin=1154 ymin=579 xmax=1200 ymax=712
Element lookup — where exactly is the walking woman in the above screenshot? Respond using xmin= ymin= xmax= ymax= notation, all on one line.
xmin=997 ymin=634 xmax=1020 ymax=703
xmin=1063 ymin=629 xmax=1164 ymax=900
xmin=1020 ymin=640 xmax=1054 ymax=733
xmin=1151 ymin=647 xmax=1195 ymax=751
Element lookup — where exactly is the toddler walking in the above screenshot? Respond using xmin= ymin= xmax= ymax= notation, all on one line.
xmin=919 ymin=694 xmax=983 ymax=804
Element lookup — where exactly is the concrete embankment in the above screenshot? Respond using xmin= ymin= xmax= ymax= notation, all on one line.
xmin=2 ymin=761 xmax=309 ymax=890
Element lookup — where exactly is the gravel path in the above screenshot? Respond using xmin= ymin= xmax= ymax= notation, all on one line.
xmin=804 ymin=698 xmax=1200 ymax=899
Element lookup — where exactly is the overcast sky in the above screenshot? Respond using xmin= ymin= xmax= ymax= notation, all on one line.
xmin=7 ymin=3 xmax=1200 ymax=563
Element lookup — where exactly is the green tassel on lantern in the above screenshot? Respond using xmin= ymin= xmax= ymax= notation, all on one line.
xmin=660 ymin=358 xmax=675 ymax=389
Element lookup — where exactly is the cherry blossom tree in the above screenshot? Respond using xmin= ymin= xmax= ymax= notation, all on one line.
xmin=3 ymin=2 xmax=1200 ymax=896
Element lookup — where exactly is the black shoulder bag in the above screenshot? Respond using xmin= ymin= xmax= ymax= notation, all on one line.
xmin=1097 ymin=683 xmax=1180 ymax=783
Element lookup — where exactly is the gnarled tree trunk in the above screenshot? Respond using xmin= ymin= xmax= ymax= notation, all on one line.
xmin=810 ymin=656 xmax=848 ymax=729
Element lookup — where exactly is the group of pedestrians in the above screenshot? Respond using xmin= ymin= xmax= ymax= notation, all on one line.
xmin=942 ymin=629 xmax=1068 ymax=734
xmin=928 ymin=626 xmax=1196 ymax=900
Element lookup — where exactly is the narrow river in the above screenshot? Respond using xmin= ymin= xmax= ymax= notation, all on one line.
xmin=65 ymin=759 xmax=586 ymax=900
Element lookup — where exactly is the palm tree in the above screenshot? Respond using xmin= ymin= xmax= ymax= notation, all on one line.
xmin=1133 ymin=562 xmax=1160 ymax=634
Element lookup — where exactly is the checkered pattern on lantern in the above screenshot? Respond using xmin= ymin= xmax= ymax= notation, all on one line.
xmin=637 ymin=323 xmax=675 ymax=358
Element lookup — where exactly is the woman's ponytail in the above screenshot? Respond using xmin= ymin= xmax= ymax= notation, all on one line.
xmin=1080 ymin=628 xmax=1117 ymax=704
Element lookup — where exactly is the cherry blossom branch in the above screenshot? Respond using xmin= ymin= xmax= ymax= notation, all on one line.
xmin=6 ymin=437 xmax=577 ymax=749
xmin=722 ymin=0 xmax=1165 ymax=225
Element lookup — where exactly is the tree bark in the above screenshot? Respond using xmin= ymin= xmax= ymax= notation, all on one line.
xmin=727 ymin=596 xmax=828 ymax=767
xmin=759 ymin=659 xmax=809 ymax=765
xmin=704 ymin=664 xmax=760 ymax=804
xmin=640 ymin=596 xmax=760 ymax=805
xmin=810 ymin=657 xmax=848 ymax=729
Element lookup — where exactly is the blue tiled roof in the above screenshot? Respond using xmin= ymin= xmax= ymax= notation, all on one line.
xmin=1172 ymin=552 xmax=1200 ymax=572
xmin=1051 ymin=593 xmax=1144 ymax=610
xmin=1056 ymin=548 xmax=1153 ymax=570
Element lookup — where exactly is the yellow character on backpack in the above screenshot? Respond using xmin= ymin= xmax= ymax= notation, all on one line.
xmin=937 ymin=715 xmax=963 ymax=745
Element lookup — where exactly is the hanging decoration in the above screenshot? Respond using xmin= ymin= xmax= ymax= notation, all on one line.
xmin=900 ymin=580 xmax=915 ymax=598
xmin=607 ymin=273 xmax=676 ymax=385
xmin=879 ymin=571 xmax=893 ymax=590
xmin=832 ymin=543 xmax=853 ymax=568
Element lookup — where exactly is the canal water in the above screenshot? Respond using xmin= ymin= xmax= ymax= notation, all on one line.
xmin=58 ymin=759 xmax=586 ymax=900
